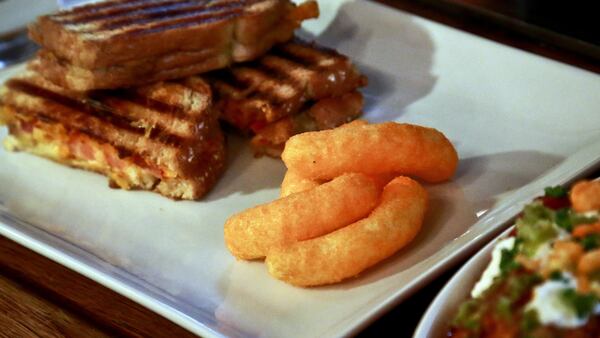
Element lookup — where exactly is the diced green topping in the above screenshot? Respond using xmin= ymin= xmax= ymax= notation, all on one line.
xmin=554 ymin=208 xmax=573 ymax=232
xmin=554 ymin=208 xmax=598 ymax=234
xmin=580 ymin=234 xmax=600 ymax=251
xmin=495 ymin=296 xmax=512 ymax=318
xmin=515 ymin=201 xmax=595 ymax=257
xmin=549 ymin=270 xmax=567 ymax=282
xmin=560 ymin=288 xmax=598 ymax=319
xmin=517 ymin=204 xmax=558 ymax=257
xmin=452 ymin=299 xmax=482 ymax=330
xmin=544 ymin=186 xmax=568 ymax=198
xmin=572 ymin=213 xmax=599 ymax=226
xmin=521 ymin=202 xmax=554 ymax=224
xmin=499 ymin=243 xmax=520 ymax=275
xmin=521 ymin=309 xmax=540 ymax=332
xmin=507 ymin=273 xmax=542 ymax=302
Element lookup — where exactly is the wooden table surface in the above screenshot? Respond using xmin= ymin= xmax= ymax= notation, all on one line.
xmin=0 ymin=1 xmax=598 ymax=337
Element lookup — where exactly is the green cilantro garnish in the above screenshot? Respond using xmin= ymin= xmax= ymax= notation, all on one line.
xmin=499 ymin=242 xmax=521 ymax=275
xmin=580 ymin=234 xmax=600 ymax=251
xmin=549 ymin=270 xmax=567 ymax=282
xmin=521 ymin=309 xmax=540 ymax=332
xmin=544 ymin=186 xmax=568 ymax=198
xmin=560 ymin=288 xmax=598 ymax=318
xmin=516 ymin=205 xmax=557 ymax=257
xmin=520 ymin=203 xmax=554 ymax=224
xmin=572 ymin=213 xmax=599 ymax=226
xmin=554 ymin=208 xmax=573 ymax=232
xmin=452 ymin=299 xmax=482 ymax=330
xmin=507 ymin=273 xmax=542 ymax=301
xmin=495 ymin=296 xmax=512 ymax=318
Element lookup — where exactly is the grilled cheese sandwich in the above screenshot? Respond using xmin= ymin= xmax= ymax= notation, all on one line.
xmin=0 ymin=69 xmax=225 ymax=200
xmin=209 ymin=39 xmax=367 ymax=156
xmin=29 ymin=0 xmax=319 ymax=91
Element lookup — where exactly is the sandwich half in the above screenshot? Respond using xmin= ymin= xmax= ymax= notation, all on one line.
xmin=0 ymin=66 xmax=226 ymax=200
xmin=210 ymin=39 xmax=368 ymax=157
xmin=29 ymin=0 xmax=319 ymax=91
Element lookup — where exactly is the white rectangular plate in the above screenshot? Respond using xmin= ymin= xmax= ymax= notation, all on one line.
xmin=1 ymin=1 xmax=600 ymax=337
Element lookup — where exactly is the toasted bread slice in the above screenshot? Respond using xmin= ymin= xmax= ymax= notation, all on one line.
xmin=250 ymin=91 xmax=364 ymax=157
xmin=0 ymin=70 xmax=225 ymax=200
xmin=29 ymin=0 xmax=319 ymax=90
xmin=211 ymin=39 xmax=367 ymax=133
xmin=31 ymin=48 xmax=232 ymax=92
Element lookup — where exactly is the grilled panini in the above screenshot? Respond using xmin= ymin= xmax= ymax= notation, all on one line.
xmin=209 ymin=39 xmax=367 ymax=156
xmin=249 ymin=91 xmax=363 ymax=157
xmin=0 ymin=67 xmax=225 ymax=200
xmin=29 ymin=0 xmax=319 ymax=91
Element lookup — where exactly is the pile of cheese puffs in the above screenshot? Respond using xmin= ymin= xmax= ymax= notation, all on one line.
xmin=224 ymin=120 xmax=458 ymax=286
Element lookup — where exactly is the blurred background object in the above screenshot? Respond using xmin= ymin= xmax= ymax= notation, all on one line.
xmin=411 ymin=0 xmax=599 ymax=63
xmin=516 ymin=0 xmax=597 ymax=46
xmin=0 ymin=0 xmax=58 ymax=68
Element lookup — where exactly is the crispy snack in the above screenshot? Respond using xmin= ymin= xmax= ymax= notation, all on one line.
xmin=224 ymin=173 xmax=381 ymax=260
xmin=266 ymin=176 xmax=428 ymax=286
xmin=280 ymin=169 xmax=396 ymax=198
xmin=339 ymin=119 xmax=368 ymax=128
xmin=571 ymin=180 xmax=600 ymax=212
xmin=281 ymin=122 xmax=458 ymax=183
xmin=280 ymin=170 xmax=322 ymax=198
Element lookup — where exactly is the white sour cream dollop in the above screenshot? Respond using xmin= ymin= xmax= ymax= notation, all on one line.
xmin=471 ymin=237 xmax=515 ymax=298
xmin=526 ymin=273 xmax=588 ymax=328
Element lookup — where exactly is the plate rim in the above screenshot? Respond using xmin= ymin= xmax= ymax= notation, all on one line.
xmin=413 ymin=225 xmax=514 ymax=338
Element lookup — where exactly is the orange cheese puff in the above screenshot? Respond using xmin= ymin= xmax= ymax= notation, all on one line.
xmin=266 ymin=176 xmax=428 ymax=286
xmin=340 ymin=119 xmax=369 ymax=128
xmin=280 ymin=170 xmax=322 ymax=198
xmin=280 ymin=170 xmax=396 ymax=198
xmin=281 ymin=122 xmax=458 ymax=183
xmin=571 ymin=180 xmax=600 ymax=212
xmin=224 ymin=173 xmax=381 ymax=260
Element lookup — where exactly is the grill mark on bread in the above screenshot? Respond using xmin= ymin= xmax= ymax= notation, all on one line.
xmin=212 ymin=40 xmax=366 ymax=131
xmin=53 ymin=0 xmax=245 ymax=35
xmin=98 ymin=2 xmax=229 ymax=30
xmin=93 ymin=90 xmax=189 ymax=120
xmin=68 ymin=2 xmax=209 ymax=26
xmin=231 ymin=67 xmax=299 ymax=105
xmin=7 ymin=80 xmax=134 ymax=130
xmin=120 ymin=11 xmax=239 ymax=37
xmin=254 ymin=56 xmax=309 ymax=93
xmin=5 ymin=79 xmax=188 ymax=147
xmin=269 ymin=47 xmax=315 ymax=68
xmin=9 ymin=107 xmax=136 ymax=160
xmin=2 ymin=71 xmax=226 ymax=199
xmin=98 ymin=3 xmax=244 ymax=33
xmin=271 ymin=42 xmax=344 ymax=69
xmin=53 ymin=0 xmax=193 ymax=22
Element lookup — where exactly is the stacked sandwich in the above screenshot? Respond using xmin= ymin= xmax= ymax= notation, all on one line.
xmin=0 ymin=0 xmax=367 ymax=200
